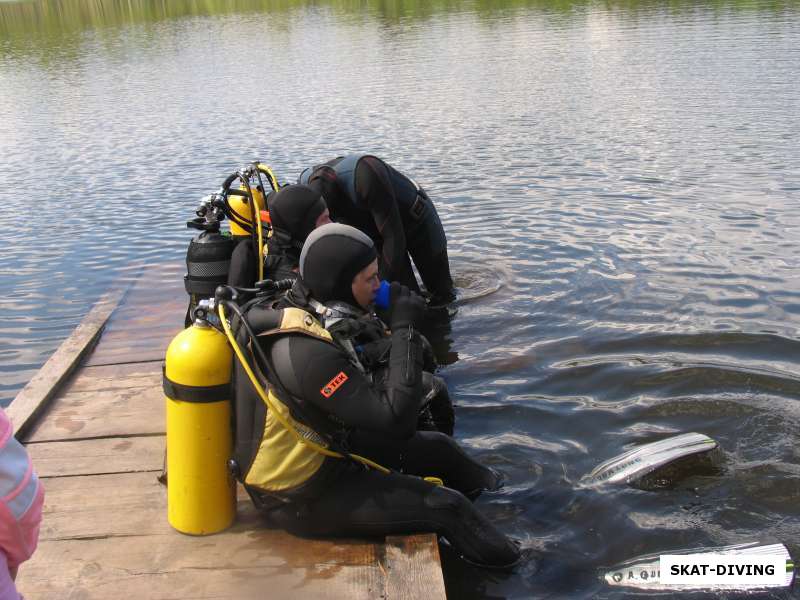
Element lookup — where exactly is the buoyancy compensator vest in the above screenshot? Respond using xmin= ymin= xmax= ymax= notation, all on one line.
xmin=220 ymin=291 xmax=444 ymax=508
xmin=229 ymin=304 xmax=354 ymax=498
xmin=319 ymin=307 xmax=452 ymax=434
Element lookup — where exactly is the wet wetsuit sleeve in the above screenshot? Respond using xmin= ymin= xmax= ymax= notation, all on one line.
xmin=307 ymin=168 xmax=339 ymax=215
xmin=355 ymin=157 xmax=416 ymax=286
xmin=268 ymin=327 xmax=423 ymax=439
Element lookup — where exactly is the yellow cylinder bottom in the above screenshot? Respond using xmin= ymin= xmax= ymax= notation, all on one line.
xmin=166 ymin=397 xmax=236 ymax=535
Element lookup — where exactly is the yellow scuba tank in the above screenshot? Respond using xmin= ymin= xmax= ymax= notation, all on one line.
xmin=227 ymin=183 xmax=265 ymax=238
xmin=164 ymin=306 xmax=235 ymax=535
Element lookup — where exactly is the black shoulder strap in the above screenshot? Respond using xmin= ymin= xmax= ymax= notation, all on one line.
xmin=234 ymin=303 xmax=350 ymax=449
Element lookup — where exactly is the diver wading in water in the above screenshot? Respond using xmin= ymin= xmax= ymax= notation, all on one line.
xmin=300 ymin=154 xmax=456 ymax=306
xmin=227 ymin=224 xmax=519 ymax=568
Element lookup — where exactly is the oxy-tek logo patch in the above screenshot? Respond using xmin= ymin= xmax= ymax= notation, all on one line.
xmin=321 ymin=371 xmax=349 ymax=398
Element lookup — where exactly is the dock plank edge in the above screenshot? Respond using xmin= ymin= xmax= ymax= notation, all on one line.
xmin=8 ymin=287 xmax=127 ymax=439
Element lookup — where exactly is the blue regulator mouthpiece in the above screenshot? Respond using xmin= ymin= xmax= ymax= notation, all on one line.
xmin=374 ymin=280 xmax=391 ymax=309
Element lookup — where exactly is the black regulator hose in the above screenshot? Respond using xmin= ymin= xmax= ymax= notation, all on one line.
xmin=220 ymin=172 xmax=252 ymax=233
xmin=219 ymin=170 xmax=266 ymax=280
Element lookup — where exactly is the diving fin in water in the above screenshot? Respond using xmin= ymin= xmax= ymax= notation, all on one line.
xmin=603 ymin=541 xmax=795 ymax=591
xmin=582 ymin=432 xmax=719 ymax=488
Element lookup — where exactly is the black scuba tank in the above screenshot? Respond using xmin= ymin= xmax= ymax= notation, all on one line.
xmin=184 ymin=218 xmax=235 ymax=326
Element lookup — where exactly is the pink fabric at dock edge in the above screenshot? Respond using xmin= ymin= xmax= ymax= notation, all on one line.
xmin=0 ymin=553 xmax=22 ymax=600
xmin=0 ymin=408 xmax=44 ymax=599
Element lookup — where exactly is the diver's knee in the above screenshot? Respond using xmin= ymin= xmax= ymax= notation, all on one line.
xmin=415 ymin=430 xmax=453 ymax=446
xmin=423 ymin=484 xmax=470 ymax=514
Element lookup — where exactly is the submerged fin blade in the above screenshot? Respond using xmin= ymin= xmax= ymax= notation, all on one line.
xmin=583 ymin=432 xmax=718 ymax=487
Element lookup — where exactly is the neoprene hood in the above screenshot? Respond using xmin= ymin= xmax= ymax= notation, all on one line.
xmin=268 ymin=184 xmax=327 ymax=247
xmin=300 ymin=223 xmax=377 ymax=305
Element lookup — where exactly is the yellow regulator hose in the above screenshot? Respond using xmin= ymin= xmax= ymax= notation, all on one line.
xmin=252 ymin=164 xmax=279 ymax=281
xmin=256 ymin=163 xmax=280 ymax=192
xmin=255 ymin=190 xmax=264 ymax=281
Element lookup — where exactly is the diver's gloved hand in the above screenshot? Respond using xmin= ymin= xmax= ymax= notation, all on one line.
xmin=389 ymin=282 xmax=425 ymax=330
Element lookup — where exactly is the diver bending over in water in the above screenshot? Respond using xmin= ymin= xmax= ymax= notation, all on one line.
xmin=300 ymin=154 xmax=455 ymax=306
xmin=231 ymin=224 xmax=520 ymax=567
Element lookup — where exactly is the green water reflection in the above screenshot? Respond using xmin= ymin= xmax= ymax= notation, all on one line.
xmin=1 ymin=0 xmax=798 ymax=41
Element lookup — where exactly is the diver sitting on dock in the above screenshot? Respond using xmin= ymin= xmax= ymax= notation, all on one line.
xmin=231 ymin=224 xmax=519 ymax=568
xmin=276 ymin=224 xmax=454 ymax=435
xmin=259 ymin=185 xmax=454 ymax=433
xmin=299 ymin=154 xmax=456 ymax=307
xmin=263 ymin=184 xmax=331 ymax=281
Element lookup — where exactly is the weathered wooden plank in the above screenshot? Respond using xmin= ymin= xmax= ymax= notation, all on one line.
xmin=58 ymin=362 xmax=162 ymax=395
xmin=93 ymin=303 xmax=184 ymax=337
xmin=91 ymin=321 xmax=180 ymax=335
xmin=26 ymin=435 xmax=164 ymax=477
xmin=25 ymin=363 xmax=164 ymax=443
xmin=25 ymin=381 xmax=163 ymax=442
xmin=82 ymin=261 xmax=184 ymax=367
xmin=39 ymin=473 xmax=272 ymax=542
xmin=385 ymin=534 xmax=447 ymax=600
xmin=8 ymin=288 xmax=126 ymax=438
xmin=18 ymin=534 xmax=384 ymax=600
xmin=82 ymin=347 xmax=172 ymax=367
xmin=82 ymin=320 xmax=182 ymax=367
xmin=19 ymin=469 xmax=385 ymax=599
xmin=30 ymin=442 xmax=446 ymax=594
xmin=39 ymin=471 xmax=171 ymax=541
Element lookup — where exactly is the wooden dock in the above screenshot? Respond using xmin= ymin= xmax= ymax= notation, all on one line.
xmin=10 ymin=262 xmax=447 ymax=599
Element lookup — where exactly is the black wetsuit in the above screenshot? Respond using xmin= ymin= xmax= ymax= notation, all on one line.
xmin=262 ymin=184 xmax=328 ymax=282
xmin=233 ymin=301 xmax=518 ymax=567
xmin=267 ymin=441 xmax=517 ymax=568
xmin=302 ymin=155 xmax=455 ymax=304
xmin=280 ymin=281 xmax=456 ymax=435
xmin=227 ymin=237 xmax=259 ymax=289
xmin=264 ymin=240 xmax=299 ymax=281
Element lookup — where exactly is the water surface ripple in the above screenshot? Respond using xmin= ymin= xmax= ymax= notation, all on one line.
xmin=1 ymin=1 xmax=799 ymax=597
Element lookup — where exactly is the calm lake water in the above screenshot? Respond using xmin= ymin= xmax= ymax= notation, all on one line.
xmin=2 ymin=0 xmax=800 ymax=597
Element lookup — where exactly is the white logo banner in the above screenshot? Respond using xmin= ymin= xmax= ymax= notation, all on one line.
xmin=660 ymin=554 xmax=786 ymax=586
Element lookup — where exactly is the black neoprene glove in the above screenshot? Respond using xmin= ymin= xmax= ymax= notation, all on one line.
xmin=389 ymin=282 xmax=425 ymax=330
